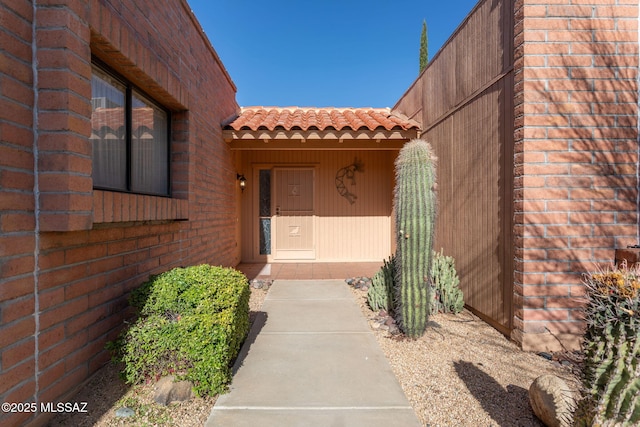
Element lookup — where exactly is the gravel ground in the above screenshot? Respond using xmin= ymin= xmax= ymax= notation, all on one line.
xmin=48 ymin=282 xmax=578 ymax=427
xmin=46 ymin=286 xmax=269 ymax=427
xmin=349 ymin=286 xmax=579 ymax=427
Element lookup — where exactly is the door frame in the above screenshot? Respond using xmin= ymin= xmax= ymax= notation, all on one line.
xmin=272 ymin=167 xmax=316 ymax=260
xmin=250 ymin=163 xmax=318 ymax=263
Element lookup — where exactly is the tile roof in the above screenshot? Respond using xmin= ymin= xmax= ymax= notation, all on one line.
xmin=224 ymin=107 xmax=419 ymax=132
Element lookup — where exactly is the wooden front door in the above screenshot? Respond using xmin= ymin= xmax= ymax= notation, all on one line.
xmin=273 ymin=168 xmax=315 ymax=260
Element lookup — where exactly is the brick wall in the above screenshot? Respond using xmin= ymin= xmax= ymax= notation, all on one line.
xmin=0 ymin=1 xmax=37 ymax=426
xmin=36 ymin=0 xmax=93 ymax=232
xmin=0 ymin=0 xmax=240 ymax=425
xmin=513 ymin=0 xmax=639 ymax=350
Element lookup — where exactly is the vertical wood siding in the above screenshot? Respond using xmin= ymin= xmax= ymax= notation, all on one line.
xmin=395 ymin=0 xmax=515 ymax=334
xmin=239 ymin=150 xmax=396 ymax=262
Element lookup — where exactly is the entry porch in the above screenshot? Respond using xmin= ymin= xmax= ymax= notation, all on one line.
xmin=224 ymin=107 xmax=419 ymax=264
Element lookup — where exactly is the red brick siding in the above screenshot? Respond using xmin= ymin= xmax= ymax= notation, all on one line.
xmin=36 ymin=0 xmax=94 ymax=232
xmin=92 ymin=190 xmax=189 ymax=223
xmin=0 ymin=0 xmax=239 ymax=425
xmin=0 ymin=0 xmax=37 ymax=426
xmin=513 ymin=0 xmax=639 ymax=350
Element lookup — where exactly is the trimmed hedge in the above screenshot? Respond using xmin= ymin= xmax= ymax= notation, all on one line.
xmin=108 ymin=265 xmax=250 ymax=397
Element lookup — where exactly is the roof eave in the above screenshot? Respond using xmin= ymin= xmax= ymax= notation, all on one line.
xmin=223 ymin=128 xmax=418 ymax=150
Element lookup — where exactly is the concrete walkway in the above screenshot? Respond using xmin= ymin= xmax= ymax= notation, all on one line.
xmin=205 ymin=280 xmax=421 ymax=427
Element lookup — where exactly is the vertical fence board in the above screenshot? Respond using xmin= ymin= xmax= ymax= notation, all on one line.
xmin=396 ymin=0 xmax=515 ymax=334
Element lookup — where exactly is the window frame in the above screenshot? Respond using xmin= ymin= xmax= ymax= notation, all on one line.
xmin=91 ymin=58 xmax=172 ymax=197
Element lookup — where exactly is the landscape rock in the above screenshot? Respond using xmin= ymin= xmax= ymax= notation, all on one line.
xmin=251 ymin=279 xmax=273 ymax=289
xmin=537 ymin=352 xmax=553 ymax=361
xmin=346 ymin=276 xmax=372 ymax=290
xmin=529 ymin=374 xmax=576 ymax=427
xmin=153 ymin=375 xmax=194 ymax=405
xmin=115 ymin=407 xmax=135 ymax=418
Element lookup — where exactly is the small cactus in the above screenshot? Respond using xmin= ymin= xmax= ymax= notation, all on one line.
xmin=430 ymin=249 xmax=464 ymax=314
xmin=574 ymin=263 xmax=640 ymax=426
xmin=367 ymin=256 xmax=395 ymax=312
xmin=393 ymin=139 xmax=437 ymax=338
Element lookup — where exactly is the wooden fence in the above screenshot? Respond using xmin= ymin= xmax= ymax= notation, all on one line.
xmin=394 ymin=0 xmax=515 ymax=334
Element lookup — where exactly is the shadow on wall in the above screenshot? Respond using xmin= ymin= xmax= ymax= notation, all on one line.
xmin=515 ymin=24 xmax=639 ymax=297
xmin=397 ymin=0 xmax=517 ymax=334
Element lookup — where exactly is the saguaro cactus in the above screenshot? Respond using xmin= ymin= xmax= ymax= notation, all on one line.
xmin=393 ymin=139 xmax=437 ymax=338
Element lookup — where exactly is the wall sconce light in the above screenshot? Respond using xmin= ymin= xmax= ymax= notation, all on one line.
xmin=237 ymin=173 xmax=247 ymax=192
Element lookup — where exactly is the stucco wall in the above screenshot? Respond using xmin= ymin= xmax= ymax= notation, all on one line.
xmin=0 ymin=1 xmax=239 ymax=425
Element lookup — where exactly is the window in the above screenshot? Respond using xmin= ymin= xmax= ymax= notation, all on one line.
xmin=259 ymin=169 xmax=272 ymax=255
xmin=91 ymin=62 xmax=170 ymax=196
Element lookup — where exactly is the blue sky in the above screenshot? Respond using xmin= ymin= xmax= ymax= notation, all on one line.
xmin=187 ymin=0 xmax=479 ymax=108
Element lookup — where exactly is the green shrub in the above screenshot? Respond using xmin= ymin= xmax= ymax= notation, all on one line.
xmin=107 ymin=265 xmax=250 ymax=397
xmin=367 ymin=255 xmax=396 ymax=312
xmin=430 ymin=249 xmax=464 ymax=314
xmin=574 ymin=263 xmax=640 ymax=426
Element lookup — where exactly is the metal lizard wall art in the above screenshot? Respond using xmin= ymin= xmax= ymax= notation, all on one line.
xmin=335 ymin=157 xmax=364 ymax=204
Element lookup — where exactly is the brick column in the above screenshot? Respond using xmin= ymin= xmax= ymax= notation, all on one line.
xmin=36 ymin=1 xmax=93 ymax=231
xmin=0 ymin=2 xmax=37 ymax=426
xmin=513 ymin=0 xmax=639 ymax=350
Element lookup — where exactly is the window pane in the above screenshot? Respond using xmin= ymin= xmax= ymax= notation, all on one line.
xmin=91 ymin=68 xmax=126 ymax=190
xmin=259 ymin=169 xmax=271 ymax=255
xmin=259 ymin=218 xmax=271 ymax=255
xmin=259 ymin=169 xmax=271 ymax=217
xmin=131 ymin=91 xmax=169 ymax=195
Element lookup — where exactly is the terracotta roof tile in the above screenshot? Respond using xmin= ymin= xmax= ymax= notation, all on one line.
xmin=224 ymin=107 xmax=419 ymax=132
